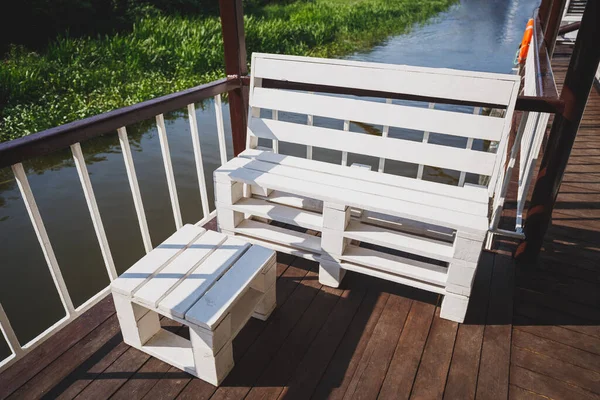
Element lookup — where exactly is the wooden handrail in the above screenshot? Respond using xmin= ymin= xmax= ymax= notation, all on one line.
xmin=0 ymin=77 xmax=240 ymax=169
xmin=240 ymin=78 xmax=564 ymax=114
xmin=558 ymin=21 xmax=581 ymax=34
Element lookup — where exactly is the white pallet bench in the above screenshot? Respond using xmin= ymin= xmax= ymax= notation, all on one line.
xmin=215 ymin=53 xmax=520 ymax=323
xmin=110 ymin=225 xmax=276 ymax=386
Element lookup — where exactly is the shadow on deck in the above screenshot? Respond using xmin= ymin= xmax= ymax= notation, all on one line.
xmin=1 ymin=44 xmax=599 ymax=400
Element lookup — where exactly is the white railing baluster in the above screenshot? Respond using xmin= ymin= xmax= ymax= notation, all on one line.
xmin=306 ymin=114 xmax=314 ymax=160
xmin=71 ymin=143 xmax=118 ymax=281
xmin=11 ymin=163 xmax=75 ymax=315
xmin=417 ymin=103 xmax=436 ymax=179
xmin=0 ymin=303 xmax=22 ymax=368
xmin=214 ymin=94 xmax=229 ymax=165
xmin=458 ymin=106 xmax=481 ymax=187
xmin=378 ymin=98 xmax=393 ymax=172
xmin=118 ymin=127 xmax=153 ymax=253
xmin=272 ymin=109 xmax=280 ymax=154
xmin=341 ymin=120 xmax=350 ymax=166
xmin=156 ymin=114 xmax=183 ymax=230
xmin=187 ymin=103 xmax=211 ymax=218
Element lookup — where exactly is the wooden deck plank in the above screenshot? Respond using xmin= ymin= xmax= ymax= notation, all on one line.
xmin=312 ymin=287 xmax=390 ymax=400
xmin=269 ymin=282 xmax=367 ymax=400
xmin=243 ymin=280 xmax=346 ymax=400
xmin=0 ymin=296 xmax=116 ymax=399
xmin=7 ymin=313 xmax=122 ymax=399
xmin=510 ymin=365 xmax=600 ymax=400
xmin=443 ymin=252 xmax=495 ymax=399
xmin=512 ymin=329 xmax=600 ymax=373
xmin=182 ymin=258 xmax=324 ymax=400
xmin=377 ymin=300 xmax=437 ymax=399
xmin=476 ymin=253 xmax=514 ymax=399
xmin=342 ymin=293 xmax=412 ymax=400
xmin=409 ymin=307 xmax=459 ymax=399
xmin=511 ymin=345 xmax=600 ymax=395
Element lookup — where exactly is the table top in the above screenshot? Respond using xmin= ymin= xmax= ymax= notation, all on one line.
xmin=111 ymin=225 xmax=276 ymax=330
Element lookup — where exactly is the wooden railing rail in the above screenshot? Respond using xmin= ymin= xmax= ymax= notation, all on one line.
xmin=0 ymin=77 xmax=241 ymax=170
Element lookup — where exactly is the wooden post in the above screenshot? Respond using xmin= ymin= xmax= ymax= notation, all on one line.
xmin=543 ymin=0 xmax=567 ymax=57
xmin=516 ymin=0 xmax=600 ymax=262
xmin=219 ymin=0 xmax=249 ymax=156
xmin=538 ymin=0 xmax=554 ymax=31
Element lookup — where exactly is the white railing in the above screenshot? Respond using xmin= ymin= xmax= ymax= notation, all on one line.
xmin=0 ymin=94 xmax=231 ymax=372
xmin=489 ymin=37 xmax=551 ymax=241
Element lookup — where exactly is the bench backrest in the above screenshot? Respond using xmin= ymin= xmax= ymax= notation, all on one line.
xmin=247 ymin=53 xmax=520 ymax=196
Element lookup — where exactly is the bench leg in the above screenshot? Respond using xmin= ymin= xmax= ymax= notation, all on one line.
xmin=440 ymin=293 xmax=469 ymax=323
xmin=253 ymin=285 xmax=276 ymax=321
xmin=113 ymin=293 xmax=160 ymax=347
xmin=251 ymin=260 xmax=277 ymax=321
xmin=189 ymin=316 xmax=235 ymax=386
xmin=215 ymin=180 xmax=244 ymax=234
xmin=319 ymin=203 xmax=349 ymax=288
xmin=319 ymin=258 xmax=346 ymax=288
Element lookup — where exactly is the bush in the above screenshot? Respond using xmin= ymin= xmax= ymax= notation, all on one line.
xmin=0 ymin=0 xmax=455 ymax=141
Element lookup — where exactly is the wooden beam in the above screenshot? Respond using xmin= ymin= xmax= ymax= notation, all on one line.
xmin=538 ymin=0 xmax=554 ymax=31
xmin=543 ymin=0 xmax=567 ymax=57
xmin=219 ymin=0 xmax=249 ymax=157
xmin=516 ymin=0 xmax=600 ymax=262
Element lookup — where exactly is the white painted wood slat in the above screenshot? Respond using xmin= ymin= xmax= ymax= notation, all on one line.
xmin=217 ymin=165 xmax=488 ymax=233
xmin=227 ymin=157 xmax=488 ymax=216
xmin=185 ymin=245 xmax=275 ymax=329
xmin=233 ymin=219 xmax=322 ymax=254
xmin=341 ymin=120 xmax=350 ymax=166
xmin=215 ymin=94 xmax=228 ymax=165
xmin=248 ymin=118 xmax=497 ymax=176
xmin=133 ymin=230 xmax=227 ymax=308
xmin=340 ymin=245 xmax=448 ymax=286
xmin=0 ymin=303 xmax=22 ymax=364
xmin=378 ymin=98 xmax=393 ymax=172
xmin=417 ymin=102 xmax=436 ymax=180
xmin=187 ymin=103 xmax=211 ymax=218
xmin=344 ymin=220 xmax=454 ymax=262
xmin=458 ymin=107 xmax=481 ymax=187
xmin=252 ymin=88 xmax=505 ymax=141
xmin=220 ymin=197 xmax=323 ymax=231
xmin=111 ymin=224 xmax=204 ymax=297
xmin=71 ymin=142 xmax=118 ymax=281
xmin=271 ymin=109 xmax=280 ymax=154
xmin=240 ymin=149 xmax=488 ymax=203
xmin=252 ymin=54 xmax=519 ymax=106
xmin=118 ymin=127 xmax=153 ymax=253
xmin=158 ymin=237 xmax=250 ymax=319
xmin=11 ymin=163 xmax=75 ymax=315
xmin=156 ymin=114 xmax=183 ymax=229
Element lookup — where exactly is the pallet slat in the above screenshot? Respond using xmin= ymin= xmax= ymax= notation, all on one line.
xmin=248 ymin=118 xmax=497 ymax=177
xmin=253 ymin=87 xmax=505 ymax=141
xmin=222 ymin=197 xmax=323 ymax=231
xmin=344 ymin=221 xmax=454 ymax=262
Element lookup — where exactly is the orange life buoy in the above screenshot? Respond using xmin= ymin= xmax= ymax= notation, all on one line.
xmin=518 ymin=19 xmax=534 ymax=63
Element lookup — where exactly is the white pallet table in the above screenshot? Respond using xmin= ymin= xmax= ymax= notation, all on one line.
xmin=214 ymin=52 xmax=520 ymax=323
xmin=111 ymin=226 xmax=276 ymax=386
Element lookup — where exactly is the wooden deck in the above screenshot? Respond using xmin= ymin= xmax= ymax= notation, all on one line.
xmin=1 ymin=44 xmax=599 ymax=400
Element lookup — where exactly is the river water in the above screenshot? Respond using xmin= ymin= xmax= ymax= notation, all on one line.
xmin=0 ymin=0 xmax=538 ymax=356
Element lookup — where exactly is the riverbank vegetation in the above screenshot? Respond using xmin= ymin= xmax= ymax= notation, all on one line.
xmin=0 ymin=0 xmax=455 ymax=141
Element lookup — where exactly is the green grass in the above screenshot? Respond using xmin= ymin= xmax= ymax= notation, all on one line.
xmin=0 ymin=0 xmax=455 ymax=142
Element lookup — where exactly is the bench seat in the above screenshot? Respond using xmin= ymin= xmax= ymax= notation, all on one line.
xmin=214 ymin=52 xmax=520 ymax=323
xmin=215 ymin=151 xmax=489 ymax=322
